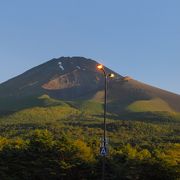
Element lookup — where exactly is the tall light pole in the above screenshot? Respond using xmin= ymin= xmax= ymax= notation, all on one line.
xmin=97 ymin=64 xmax=114 ymax=180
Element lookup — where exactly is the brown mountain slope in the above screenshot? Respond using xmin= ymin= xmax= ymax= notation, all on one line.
xmin=0 ymin=56 xmax=179 ymax=114
xmin=107 ymin=79 xmax=180 ymax=112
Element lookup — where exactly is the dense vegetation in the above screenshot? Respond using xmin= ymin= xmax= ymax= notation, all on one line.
xmin=0 ymin=104 xmax=179 ymax=179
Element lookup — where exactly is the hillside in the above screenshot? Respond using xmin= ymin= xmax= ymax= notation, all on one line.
xmin=0 ymin=97 xmax=179 ymax=179
xmin=0 ymin=57 xmax=180 ymax=118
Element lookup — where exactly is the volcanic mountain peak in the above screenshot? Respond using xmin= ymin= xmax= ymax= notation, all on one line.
xmin=0 ymin=56 xmax=180 ymax=114
xmin=0 ymin=57 xmax=120 ymax=98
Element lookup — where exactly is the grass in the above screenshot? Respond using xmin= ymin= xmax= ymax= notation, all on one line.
xmin=0 ymin=94 xmax=69 ymax=113
xmin=127 ymin=98 xmax=174 ymax=112
xmin=68 ymin=100 xmax=104 ymax=115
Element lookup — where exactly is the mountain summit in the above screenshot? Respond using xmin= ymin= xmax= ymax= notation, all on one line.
xmin=0 ymin=57 xmax=120 ymax=99
xmin=0 ymin=56 xmax=180 ymax=115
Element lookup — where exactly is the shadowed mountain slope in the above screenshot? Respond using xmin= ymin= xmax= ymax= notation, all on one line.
xmin=0 ymin=57 xmax=180 ymax=115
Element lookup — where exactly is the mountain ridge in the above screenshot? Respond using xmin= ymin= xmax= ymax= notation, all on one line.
xmin=0 ymin=56 xmax=180 ymax=115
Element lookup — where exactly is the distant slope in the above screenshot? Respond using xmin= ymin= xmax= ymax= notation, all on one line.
xmin=127 ymin=98 xmax=173 ymax=112
xmin=107 ymin=79 xmax=180 ymax=113
xmin=0 ymin=56 xmax=180 ymax=117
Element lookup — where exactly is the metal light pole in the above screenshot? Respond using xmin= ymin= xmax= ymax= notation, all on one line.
xmin=97 ymin=64 xmax=114 ymax=180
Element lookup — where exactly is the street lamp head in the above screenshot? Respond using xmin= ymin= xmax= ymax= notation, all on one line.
xmin=97 ymin=64 xmax=103 ymax=70
xmin=109 ymin=73 xmax=115 ymax=78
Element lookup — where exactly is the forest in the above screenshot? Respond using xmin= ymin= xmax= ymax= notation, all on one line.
xmin=0 ymin=105 xmax=179 ymax=179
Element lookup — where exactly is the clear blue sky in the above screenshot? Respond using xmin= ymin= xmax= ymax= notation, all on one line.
xmin=0 ymin=0 xmax=179 ymax=94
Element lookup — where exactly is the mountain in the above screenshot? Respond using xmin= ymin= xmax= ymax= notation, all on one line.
xmin=0 ymin=57 xmax=179 ymax=179
xmin=0 ymin=56 xmax=180 ymax=117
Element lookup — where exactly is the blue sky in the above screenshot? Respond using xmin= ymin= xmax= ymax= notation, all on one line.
xmin=0 ymin=0 xmax=179 ymax=94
